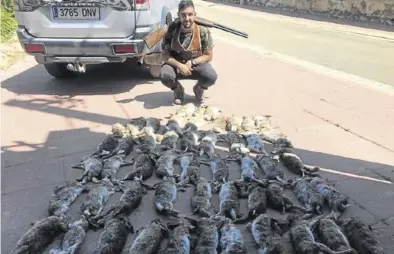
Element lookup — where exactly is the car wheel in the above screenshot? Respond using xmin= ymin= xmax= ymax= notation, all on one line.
xmin=149 ymin=65 xmax=162 ymax=78
xmin=43 ymin=63 xmax=78 ymax=79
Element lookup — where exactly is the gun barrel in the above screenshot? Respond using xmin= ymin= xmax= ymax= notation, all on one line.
xmin=213 ymin=24 xmax=248 ymax=38
xmin=195 ymin=17 xmax=248 ymax=39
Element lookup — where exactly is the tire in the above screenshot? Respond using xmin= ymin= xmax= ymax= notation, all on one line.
xmin=43 ymin=63 xmax=78 ymax=79
xmin=149 ymin=65 xmax=162 ymax=78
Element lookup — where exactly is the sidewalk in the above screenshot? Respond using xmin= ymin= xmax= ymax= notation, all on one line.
xmin=1 ymin=38 xmax=394 ymax=253
xmin=207 ymin=39 xmax=394 ymax=154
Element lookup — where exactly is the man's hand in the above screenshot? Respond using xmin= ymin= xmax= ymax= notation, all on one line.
xmin=178 ymin=63 xmax=192 ymax=76
xmin=185 ymin=60 xmax=193 ymax=70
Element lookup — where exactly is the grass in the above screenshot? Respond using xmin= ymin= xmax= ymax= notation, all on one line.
xmin=0 ymin=33 xmax=27 ymax=71
xmin=1 ymin=7 xmax=17 ymax=43
xmin=1 ymin=7 xmax=27 ymax=71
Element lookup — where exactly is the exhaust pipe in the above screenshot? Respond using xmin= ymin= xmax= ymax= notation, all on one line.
xmin=136 ymin=56 xmax=144 ymax=66
xmin=66 ymin=62 xmax=86 ymax=73
xmin=66 ymin=63 xmax=75 ymax=71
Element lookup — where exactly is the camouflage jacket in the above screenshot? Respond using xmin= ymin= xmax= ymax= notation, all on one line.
xmin=161 ymin=20 xmax=214 ymax=55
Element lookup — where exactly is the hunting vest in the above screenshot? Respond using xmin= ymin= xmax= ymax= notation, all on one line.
xmin=170 ymin=23 xmax=202 ymax=63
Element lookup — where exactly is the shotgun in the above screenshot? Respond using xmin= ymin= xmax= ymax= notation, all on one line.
xmin=143 ymin=16 xmax=248 ymax=49
xmin=194 ymin=16 xmax=248 ymax=38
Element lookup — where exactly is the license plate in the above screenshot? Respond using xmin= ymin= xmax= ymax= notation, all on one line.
xmin=52 ymin=7 xmax=100 ymax=20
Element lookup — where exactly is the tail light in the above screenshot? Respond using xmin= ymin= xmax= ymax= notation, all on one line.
xmin=24 ymin=43 xmax=46 ymax=53
xmin=112 ymin=44 xmax=135 ymax=54
xmin=135 ymin=0 xmax=150 ymax=10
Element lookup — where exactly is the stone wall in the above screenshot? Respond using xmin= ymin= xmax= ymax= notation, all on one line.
xmin=217 ymin=0 xmax=394 ymax=25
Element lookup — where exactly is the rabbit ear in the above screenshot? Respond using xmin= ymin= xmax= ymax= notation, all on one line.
xmin=166 ymin=218 xmax=181 ymax=229
xmin=183 ymin=216 xmax=198 ymax=226
xmin=152 ymin=181 xmax=161 ymax=189
xmin=126 ymin=219 xmax=134 ymax=233
xmin=135 ymin=226 xmax=145 ymax=236
xmin=214 ymin=216 xmax=229 ymax=229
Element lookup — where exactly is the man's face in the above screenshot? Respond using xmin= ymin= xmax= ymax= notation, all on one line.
xmin=178 ymin=6 xmax=195 ymax=29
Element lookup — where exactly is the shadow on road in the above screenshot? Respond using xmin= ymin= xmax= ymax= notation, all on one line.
xmin=1 ymin=125 xmax=393 ymax=253
xmin=1 ymin=127 xmax=109 ymax=254
xmin=2 ymin=90 xmax=201 ymax=121
xmin=1 ymin=59 xmax=203 ymax=110
xmin=1 ymin=59 xmax=155 ymax=97
xmin=203 ymin=0 xmax=394 ymax=33
xmin=131 ymin=91 xmax=199 ymax=109
xmin=4 ymin=97 xmax=130 ymax=126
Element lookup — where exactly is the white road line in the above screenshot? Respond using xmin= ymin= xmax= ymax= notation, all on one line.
xmin=213 ymin=35 xmax=394 ymax=96
xmin=319 ymin=167 xmax=393 ymax=185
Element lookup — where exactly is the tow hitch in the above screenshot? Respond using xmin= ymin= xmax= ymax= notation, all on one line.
xmin=66 ymin=62 xmax=86 ymax=73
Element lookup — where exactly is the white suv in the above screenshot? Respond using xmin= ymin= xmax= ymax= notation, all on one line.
xmin=13 ymin=0 xmax=181 ymax=78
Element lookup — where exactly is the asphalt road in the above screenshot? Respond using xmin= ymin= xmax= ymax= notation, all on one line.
xmin=1 ymin=2 xmax=394 ymax=254
xmin=195 ymin=0 xmax=394 ymax=86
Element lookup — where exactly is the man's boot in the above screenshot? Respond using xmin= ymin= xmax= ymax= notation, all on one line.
xmin=193 ymin=85 xmax=205 ymax=104
xmin=173 ymin=83 xmax=185 ymax=105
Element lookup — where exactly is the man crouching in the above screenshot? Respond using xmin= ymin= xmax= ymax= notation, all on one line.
xmin=160 ymin=0 xmax=218 ymax=105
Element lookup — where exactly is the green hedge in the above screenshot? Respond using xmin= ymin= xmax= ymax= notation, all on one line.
xmin=1 ymin=7 xmax=17 ymax=42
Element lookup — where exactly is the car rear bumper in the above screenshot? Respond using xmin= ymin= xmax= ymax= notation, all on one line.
xmin=16 ymin=25 xmax=163 ymax=64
